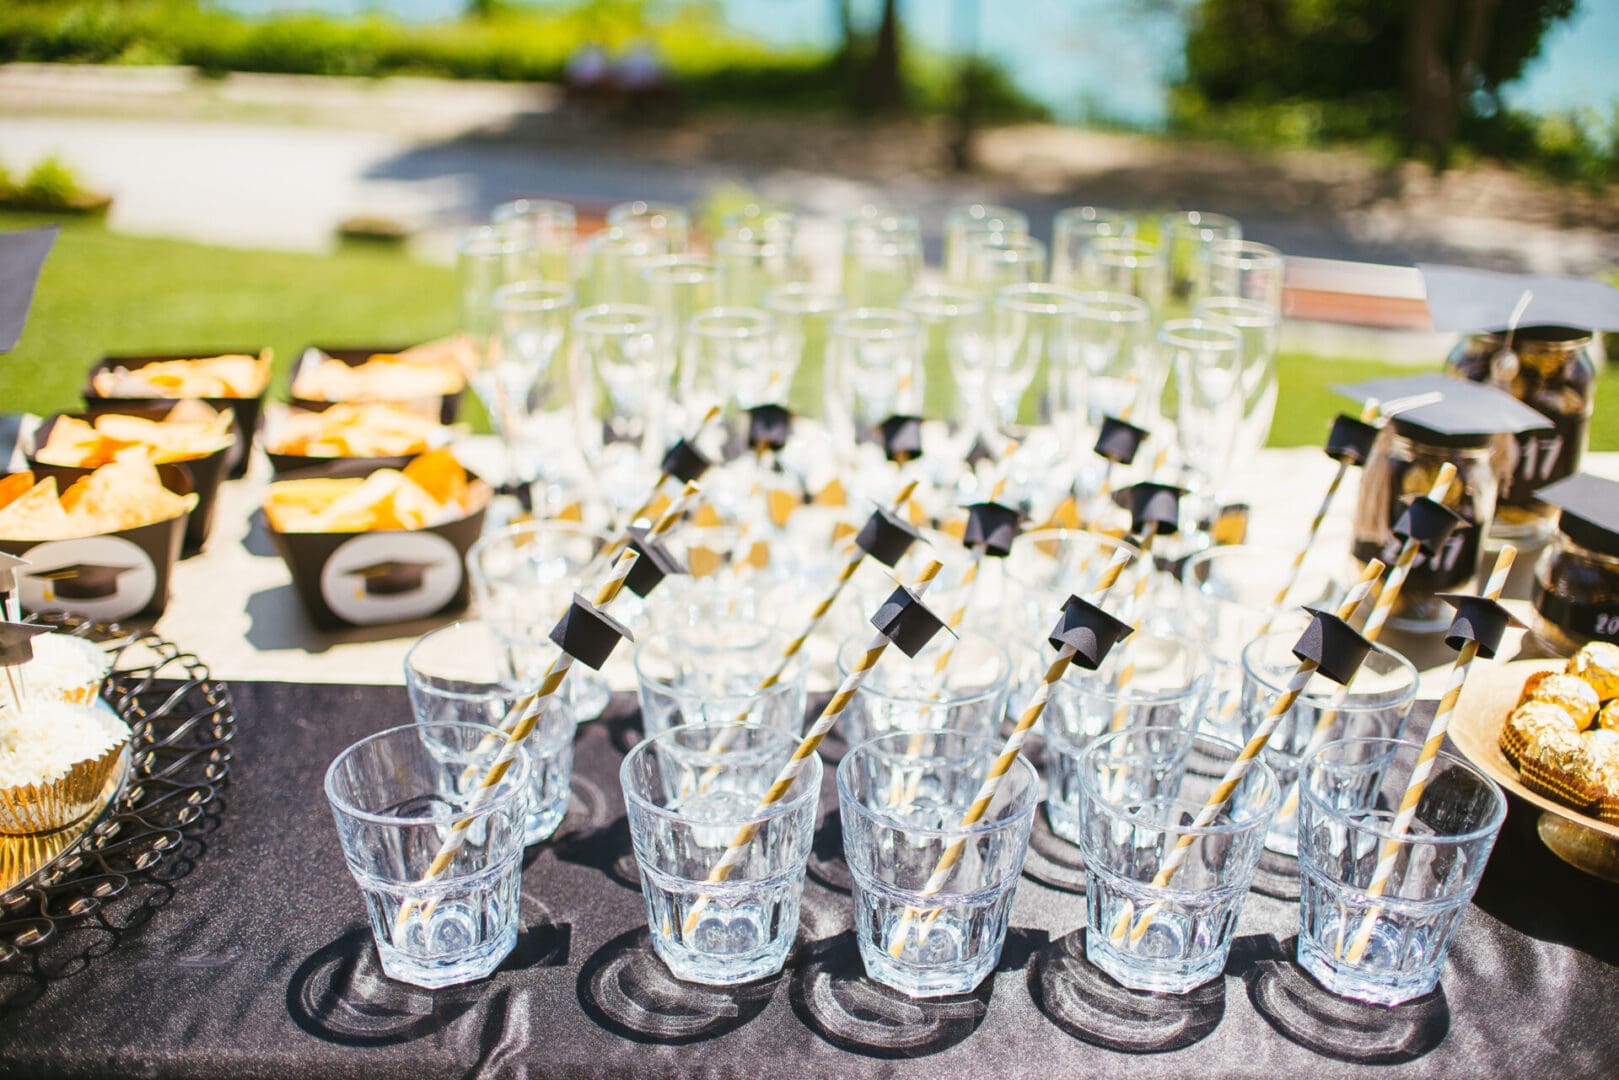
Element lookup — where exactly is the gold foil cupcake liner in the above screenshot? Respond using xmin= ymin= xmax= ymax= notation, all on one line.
xmin=1501 ymin=726 xmax=1531 ymax=769
xmin=1519 ymin=755 xmax=1602 ymax=812
xmin=0 ymin=740 xmax=127 ymax=836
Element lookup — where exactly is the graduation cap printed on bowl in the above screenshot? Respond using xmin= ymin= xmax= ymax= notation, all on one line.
xmin=962 ymin=501 xmax=1021 ymax=558
xmin=0 ymin=226 xmax=58 ymax=353
xmin=1094 ymin=415 xmax=1149 ymax=466
xmin=1418 ymin=264 xmax=1619 ymax=334
xmin=1292 ymin=606 xmax=1375 ymax=686
xmin=1537 ymin=473 xmax=1619 ymax=559
xmin=1324 ymin=413 xmax=1380 ymax=466
xmin=855 ymin=504 xmax=921 ymax=568
xmin=624 ymin=525 xmax=686 ymax=598
xmin=1112 ymin=481 xmax=1184 ymax=537
xmin=1393 ymin=494 xmax=1467 ymax=556
xmin=746 ymin=404 xmax=792 ymax=453
xmin=1436 ymin=592 xmax=1524 ymax=659
xmin=880 ymin=415 xmax=924 ymax=463
xmin=344 ymin=559 xmax=434 ymax=597
xmin=0 ymin=621 xmax=48 ymax=666
xmin=1048 ymin=594 xmax=1134 ymax=672
xmin=32 ymin=563 xmax=136 ymax=601
xmin=659 ymin=437 xmax=711 ymax=485
xmin=548 ymin=593 xmax=634 ymax=671
xmin=870 ymin=583 xmax=950 ymax=658
xmin=1333 ymin=372 xmax=1552 ymax=449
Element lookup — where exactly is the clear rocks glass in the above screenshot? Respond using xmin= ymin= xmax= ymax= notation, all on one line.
xmin=835 ymin=631 xmax=1011 ymax=747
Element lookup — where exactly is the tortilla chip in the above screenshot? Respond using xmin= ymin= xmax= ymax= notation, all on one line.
xmin=402 ymin=449 xmax=468 ymax=509
xmin=60 ymin=459 xmax=196 ymax=532
xmin=91 ymin=352 xmax=271 ymax=399
xmin=0 ymin=473 xmax=37 ymax=512
xmin=0 ymin=477 xmax=70 ymax=540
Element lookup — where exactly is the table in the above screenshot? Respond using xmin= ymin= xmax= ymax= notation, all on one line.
xmin=2 ymin=682 xmax=1616 ymax=1078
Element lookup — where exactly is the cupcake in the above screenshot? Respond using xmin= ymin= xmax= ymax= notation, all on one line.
xmin=0 ymin=701 xmax=130 ymax=834
xmin=23 ymin=634 xmax=111 ymax=706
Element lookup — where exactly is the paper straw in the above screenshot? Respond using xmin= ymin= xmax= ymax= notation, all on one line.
xmin=398 ymin=544 xmax=642 ymax=931
xmin=681 ymin=558 xmax=946 ymax=935
xmin=1269 ymin=461 xmax=1459 ymax=821
xmin=886 ymin=537 xmax=1143 ymax=956
xmin=608 ymin=404 xmax=723 ymax=547
xmin=1342 ymin=544 xmax=1516 ymax=964
xmin=1111 ymin=557 xmax=1386 ymax=945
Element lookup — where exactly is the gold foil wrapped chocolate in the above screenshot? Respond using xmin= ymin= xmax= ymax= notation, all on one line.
xmin=1519 ymin=727 xmax=1603 ymax=809
xmin=1529 ymin=674 xmax=1602 ymax=730
xmin=1569 ymin=642 xmax=1619 ymax=701
xmin=1501 ymin=700 xmax=1578 ymax=768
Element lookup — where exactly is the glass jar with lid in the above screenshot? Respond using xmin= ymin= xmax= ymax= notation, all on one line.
xmin=1531 ymin=474 xmax=1619 ymax=655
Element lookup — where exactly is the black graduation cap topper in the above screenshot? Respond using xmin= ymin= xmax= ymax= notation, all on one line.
xmin=1437 ymin=592 xmax=1524 ymax=659
xmin=0 ymin=226 xmax=58 ymax=353
xmin=1392 ymin=495 xmax=1467 ymax=556
xmin=854 ymin=504 xmax=921 ymax=568
xmin=1325 ymin=413 xmax=1380 ymax=466
xmin=1292 ymin=607 xmax=1375 ymax=686
xmin=746 ymin=404 xmax=792 ymax=453
xmin=880 ymin=415 xmax=924 ymax=463
xmin=624 ymin=525 xmax=686 ymax=598
xmin=660 ymin=438 xmax=711 ymax=484
xmin=0 ymin=621 xmax=48 ymax=667
xmin=1333 ymin=372 xmax=1552 ymax=449
xmin=34 ymin=563 xmax=136 ymax=601
xmin=0 ymin=552 xmax=27 ymax=593
xmin=345 ymin=559 xmax=434 ymax=597
xmin=963 ymin=501 xmax=1021 ymax=558
xmin=1048 ymin=594 xmax=1134 ymax=672
xmin=548 ymin=593 xmax=634 ymax=671
xmin=1112 ymin=481 xmax=1184 ymax=537
xmin=1536 ymin=473 xmax=1619 ymax=559
xmin=1094 ymin=415 xmax=1150 ymax=466
xmin=870 ymin=584 xmax=949 ymax=658
xmin=1418 ymin=264 xmax=1619 ymax=334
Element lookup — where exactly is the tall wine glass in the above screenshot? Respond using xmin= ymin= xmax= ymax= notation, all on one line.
xmin=1199 ymin=239 xmax=1285 ymax=313
xmin=491 ymin=198 xmax=575 ymax=284
xmin=570 ymin=304 xmax=664 ymax=521
xmin=1072 ymin=291 xmax=1153 ymax=427
xmin=639 ymin=255 xmax=720 ymax=428
xmin=1161 ymin=211 xmax=1241 ymax=313
xmin=607 ymin=200 xmax=691 ymax=253
xmin=766 ymin=284 xmax=843 ymax=417
xmin=902 ymin=284 xmax=989 ymax=464
xmin=944 ymin=204 xmax=1029 ymax=284
xmin=585 ymin=225 xmax=664 ymax=305
xmin=824 ymin=308 xmax=924 ymax=453
xmin=716 ymin=230 xmax=805 ymax=307
xmin=459 ymin=225 xmax=538 ymax=481
xmin=1082 ymin=237 xmax=1168 ymax=318
xmin=1194 ymin=295 xmax=1281 ymax=474
xmin=489 ymin=282 xmax=576 ymax=493
xmin=1051 ymin=206 xmax=1135 ymax=288
xmin=990 ymin=283 xmax=1085 ymax=444
xmin=1161 ymin=318 xmax=1245 ymax=501
xmin=683 ymin=307 xmax=782 ymax=415
xmin=962 ymin=233 xmax=1048 ymax=301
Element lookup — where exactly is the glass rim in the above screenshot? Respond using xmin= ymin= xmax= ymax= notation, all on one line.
xmin=901 ymin=285 xmax=985 ymax=319
xmin=638 ymin=254 xmax=719 ymax=284
xmin=608 ymin=199 xmax=690 ymax=223
xmin=834 ymin=632 xmax=1011 ymax=709
xmin=631 ymin=635 xmax=807 ymax=699
xmin=993 ymin=282 xmax=1085 ymax=315
xmin=1180 ymin=541 xmax=1307 ymax=587
xmin=1078 ymin=726 xmax=1281 ymax=834
xmin=1303 ymin=735 xmax=1507 ymax=845
xmin=618 ymin=721 xmax=822 ymax=823
xmin=403 ymin=617 xmax=551 ymax=693
xmin=830 ymin=307 xmax=921 ymax=338
xmin=945 ymin=202 xmax=1028 ymax=227
xmin=458 ymin=224 xmax=536 ymax=257
xmin=967 ymin=233 xmax=1045 ymax=259
xmin=491 ymin=197 xmax=576 ymax=225
xmin=835 ymin=729 xmax=1039 ymax=837
xmin=714 ymin=233 xmax=791 ymax=257
xmin=492 ymin=280 xmax=576 ymax=313
xmin=686 ymin=306 xmax=775 ymax=338
xmin=1161 ymin=209 xmax=1241 ymax=235
xmin=846 ymin=206 xmax=921 ymax=230
xmin=586 ymin=226 xmax=660 ymax=254
xmin=1240 ymin=628 xmax=1421 ymax=710
xmin=1062 ymin=634 xmax=1212 ymax=707
xmin=764 ymin=283 xmax=844 ymax=315
xmin=467 ymin=518 xmax=611 ymax=579
xmin=1205 ymin=238 xmax=1282 ymax=269
xmin=1054 ymin=205 xmax=1131 ymax=229
xmin=1192 ymin=295 xmax=1281 ymax=328
xmin=572 ymin=302 xmax=660 ymax=334
xmin=1070 ymin=290 xmax=1152 ymax=323
xmin=324 ymin=720 xmax=531 ymax=826
xmin=1088 ymin=236 xmax=1162 ymax=265
xmin=1007 ymin=528 xmax=1141 ymax=588
xmin=1158 ymin=318 xmax=1243 ymax=352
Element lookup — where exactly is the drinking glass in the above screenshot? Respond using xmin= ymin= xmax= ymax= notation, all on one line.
xmin=488 ymin=281 xmax=575 ymax=487
xmin=1078 ymin=727 xmax=1279 ymax=993
xmin=325 ymin=721 xmax=530 ymax=989
xmin=585 ymin=225 xmax=664 ymax=305
xmin=1072 ymin=291 xmax=1153 ymax=427
xmin=1051 ymin=206 xmax=1135 ymax=288
xmin=902 ymin=284 xmax=989 ymax=448
xmin=1297 ymin=737 xmax=1505 ymax=1005
xmin=1199 ymin=239 xmax=1284 ymax=313
xmin=990 ymin=283 xmax=1084 ymax=437
xmin=1160 ymin=210 xmax=1241 ymax=310
xmin=838 ymin=730 xmax=1039 ymax=996
xmin=621 ymin=722 xmax=820 ymax=984
xmin=491 ymin=198 xmax=576 ymax=284
xmin=835 ymin=632 xmax=1011 ymax=747
xmin=683 ymin=307 xmax=782 ymax=413
xmin=1240 ymin=629 xmax=1419 ymax=855
xmin=766 ymin=284 xmax=843 ymax=417
xmin=717 ymin=231 xmax=806 ymax=307
xmin=570 ymin=304 xmax=665 ymax=518
xmin=943 ymin=203 xmax=1029 ymax=284
xmin=1043 ymin=633 xmax=1209 ymax=844
xmin=1081 ymin=237 xmax=1167 ymax=315
xmin=1193 ymin=295 xmax=1281 ymax=469
xmin=962 ymin=234 xmax=1048 ymax=300
xmin=721 ymin=204 xmax=799 ymax=246
xmin=1161 ymin=319 xmax=1245 ymax=499
xmin=1005 ymin=529 xmax=1143 ymax=632
xmin=458 ymin=224 xmax=537 ymax=364
xmin=843 ymin=225 xmax=923 ymax=309
xmin=406 ymin=620 xmax=575 ymax=844
xmin=823 ymin=308 xmax=924 ymax=451
xmin=607 ymin=200 xmax=690 ymax=253
xmin=467 ymin=520 xmax=614 ymax=720
xmin=634 ymin=632 xmax=807 ymax=737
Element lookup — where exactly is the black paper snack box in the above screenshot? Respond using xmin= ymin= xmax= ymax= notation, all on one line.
xmin=0 ymin=470 xmax=193 ymax=621
xmin=289 ymin=346 xmax=465 ymax=426
xmin=265 ymin=460 xmax=490 ymax=629
xmin=83 ymin=349 xmax=270 ymax=478
xmin=25 ymin=408 xmax=232 ymax=553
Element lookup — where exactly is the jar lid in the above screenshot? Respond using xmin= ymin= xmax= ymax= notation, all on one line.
xmin=1538 ymin=474 xmax=1619 ymax=558
xmin=1335 ymin=372 xmax=1552 ymax=448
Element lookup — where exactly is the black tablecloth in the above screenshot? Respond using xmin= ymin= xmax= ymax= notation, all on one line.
xmin=2 ymin=682 xmax=1617 ymax=1079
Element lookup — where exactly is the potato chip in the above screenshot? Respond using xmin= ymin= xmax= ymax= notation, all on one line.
xmin=401 ymin=448 xmax=468 ymax=508
xmin=0 ymin=477 xmax=70 ymax=540
xmin=291 ymin=341 xmax=466 ymax=404
xmin=37 ymin=408 xmax=233 ymax=468
xmin=91 ymin=351 xmax=272 ymax=399
xmin=0 ymin=473 xmax=38 ymax=512
xmin=266 ymin=403 xmax=445 ymax=459
xmin=59 ymin=459 xmax=196 ymax=533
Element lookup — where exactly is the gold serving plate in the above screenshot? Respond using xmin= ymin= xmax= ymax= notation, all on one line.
xmin=0 ymin=744 xmax=131 ymax=897
xmin=1448 ymin=657 xmax=1619 ymax=881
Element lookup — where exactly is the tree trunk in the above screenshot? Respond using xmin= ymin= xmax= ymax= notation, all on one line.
xmin=866 ymin=0 xmax=905 ymax=114
xmin=1404 ymin=0 xmax=1459 ymax=166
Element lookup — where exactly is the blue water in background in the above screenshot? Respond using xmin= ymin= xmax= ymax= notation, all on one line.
xmin=217 ymin=0 xmax=1619 ymax=130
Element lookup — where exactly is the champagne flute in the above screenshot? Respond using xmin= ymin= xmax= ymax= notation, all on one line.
xmin=902 ymin=284 xmax=989 ymax=462
xmin=1082 ymin=237 xmax=1168 ymax=317
xmin=824 ymin=308 xmax=924 ymax=453
xmin=490 ymin=281 xmax=577 ymax=503
xmin=765 ymin=284 xmax=843 ymax=417
xmin=1193 ymin=295 xmax=1282 ymax=474
xmin=943 ymin=203 xmax=1029 ymax=284
xmin=1161 ymin=318 xmax=1245 ymax=502
xmin=570 ymin=304 xmax=664 ymax=521
xmin=608 ymin=200 xmax=691 ymax=253
xmin=490 ymin=198 xmax=576 ymax=284
xmin=1072 ymin=291 xmax=1153 ymax=427
xmin=991 ymin=283 xmax=1085 ymax=454
xmin=962 ymin=234 xmax=1048 ymax=300
xmin=1199 ymin=239 xmax=1285 ymax=313
xmin=1051 ymin=206 xmax=1135 ymax=288
xmin=585 ymin=225 xmax=664 ymax=305
xmin=1161 ymin=210 xmax=1241 ymax=313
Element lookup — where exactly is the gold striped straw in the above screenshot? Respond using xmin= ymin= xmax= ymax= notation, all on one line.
xmin=1110 ymin=557 xmax=1386 ymax=946
xmin=886 ymin=534 xmax=1144 ymax=956
xmin=608 ymin=404 xmax=723 ymax=548
xmin=1341 ymin=544 xmax=1516 ymax=964
xmin=1080 ymin=398 xmax=1136 ymax=530
xmin=398 ymin=544 xmax=643 ymax=932
xmin=680 ymin=558 xmax=946 ymax=935
xmin=1268 ymin=461 xmax=1459 ymax=822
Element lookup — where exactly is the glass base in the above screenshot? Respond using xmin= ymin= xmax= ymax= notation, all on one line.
xmin=860 ymin=916 xmax=997 ymax=998
xmin=1085 ymin=916 xmax=1227 ymax=995
xmin=376 ymin=921 xmax=516 ymax=990
xmin=1297 ymin=926 xmax=1438 ymax=1007
xmin=650 ymin=905 xmax=792 ymax=986
xmin=1045 ymin=801 xmax=1083 ymax=848
xmin=524 ymin=804 xmax=567 ymax=846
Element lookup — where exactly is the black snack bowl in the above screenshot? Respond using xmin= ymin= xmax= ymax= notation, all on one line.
xmin=265 ymin=447 xmax=417 ymax=479
xmin=0 ymin=473 xmax=192 ymax=621
xmin=83 ymin=349 xmax=270 ymax=478
xmin=264 ymin=460 xmax=489 ymax=629
xmin=289 ymin=346 xmax=464 ymax=425
xmin=25 ymin=409 xmax=231 ymax=553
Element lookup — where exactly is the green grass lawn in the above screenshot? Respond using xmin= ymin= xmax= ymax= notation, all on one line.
xmin=3 ymin=209 xmax=1613 ymax=451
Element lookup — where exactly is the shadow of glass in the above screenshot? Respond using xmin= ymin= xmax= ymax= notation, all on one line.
xmin=552 ymin=815 xmax=642 ymax=892
xmin=1249 ymin=847 xmax=1302 ymax=901
xmin=1246 ymin=951 xmax=1449 ymax=1064
xmin=1020 ymin=812 xmax=1088 ymax=893
xmin=805 ymin=809 xmax=852 ymax=895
